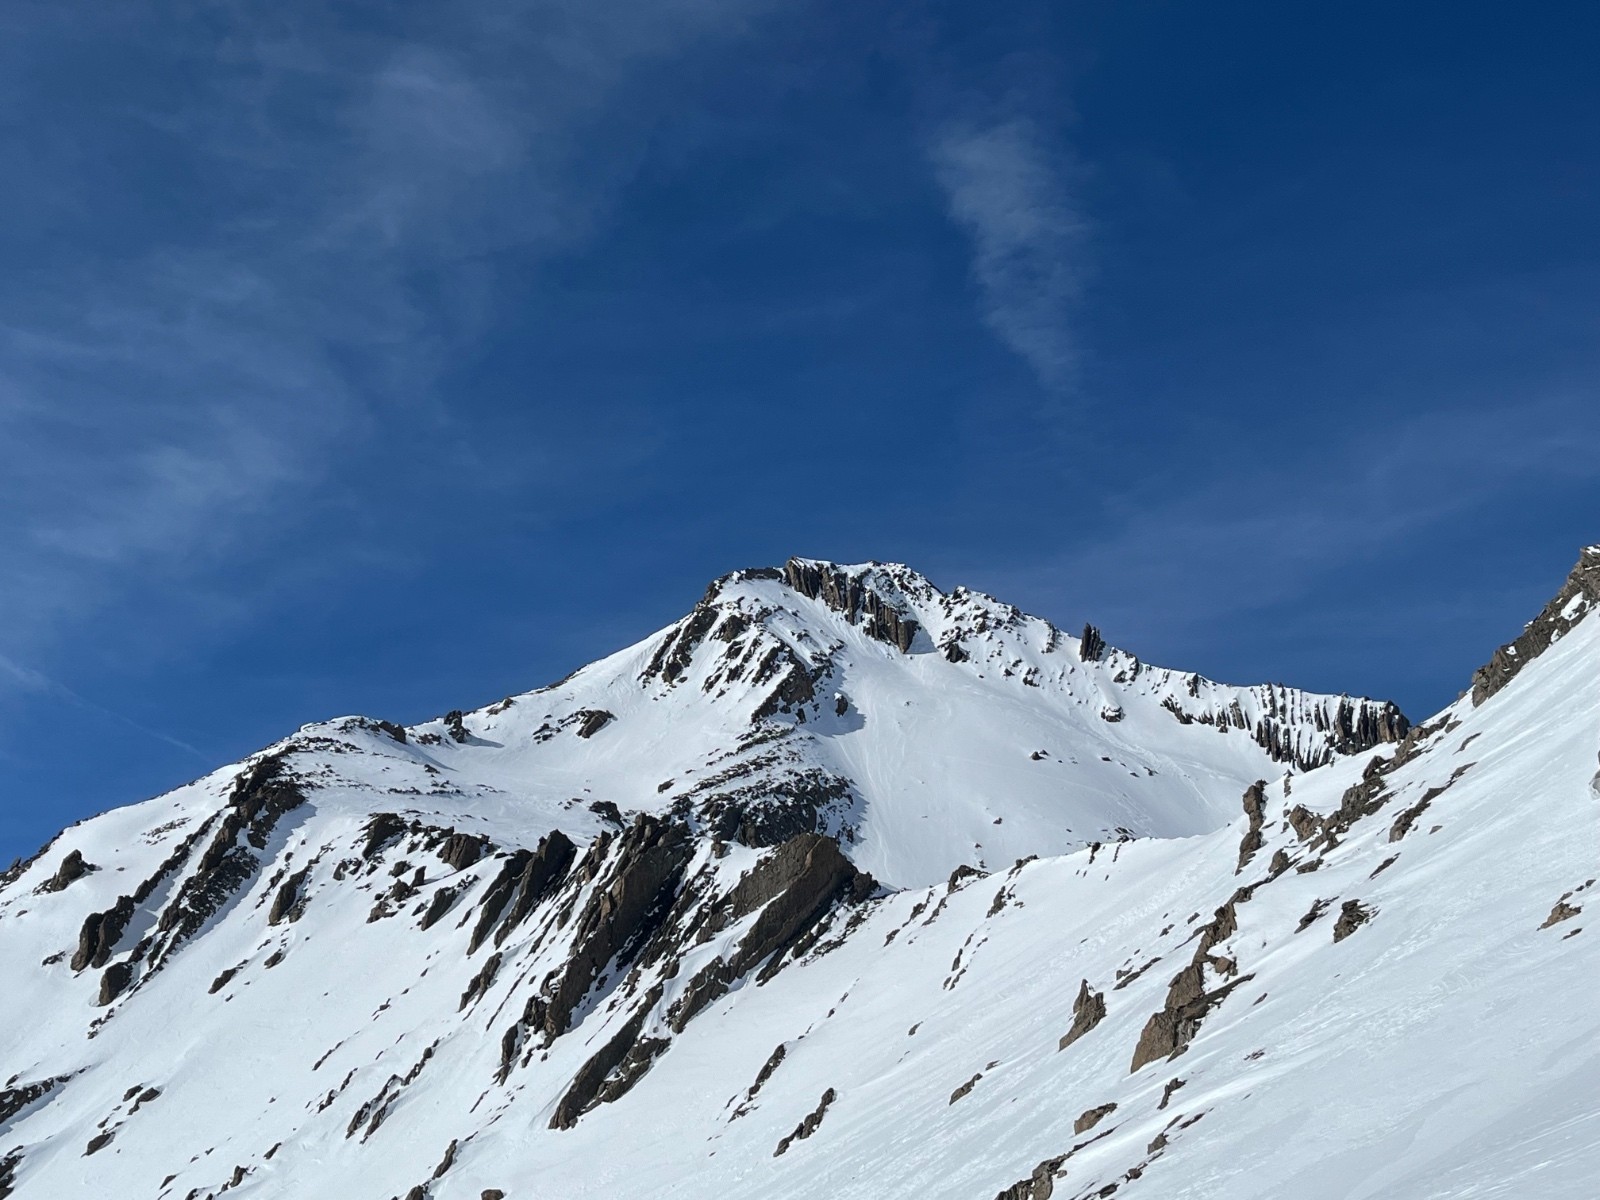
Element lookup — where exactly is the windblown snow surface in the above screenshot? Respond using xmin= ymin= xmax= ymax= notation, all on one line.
xmin=0 ymin=554 xmax=1594 ymax=1199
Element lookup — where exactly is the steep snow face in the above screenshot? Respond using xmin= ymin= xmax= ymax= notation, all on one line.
xmin=341 ymin=558 xmax=1408 ymax=888
xmin=17 ymin=554 xmax=1594 ymax=1200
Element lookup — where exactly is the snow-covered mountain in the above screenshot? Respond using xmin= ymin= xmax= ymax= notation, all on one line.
xmin=1 ymin=551 xmax=1593 ymax=1200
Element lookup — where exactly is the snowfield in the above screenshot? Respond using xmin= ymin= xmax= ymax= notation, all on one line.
xmin=0 ymin=553 xmax=1594 ymax=1200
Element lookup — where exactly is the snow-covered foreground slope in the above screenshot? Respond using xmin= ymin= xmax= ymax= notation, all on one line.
xmin=0 ymin=552 xmax=1593 ymax=1200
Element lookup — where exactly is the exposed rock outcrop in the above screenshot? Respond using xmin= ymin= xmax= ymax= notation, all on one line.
xmin=949 ymin=1072 xmax=983 ymax=1105
xmin=1472 ymin=546 xmax=1600 ymax=705
xmin=361 ymin=813 xmax=408 ymax=862
xmin=642 ymin=593 xmax=723 ymax=686
xmin=696 ymin=764 xmax=855 ymax=851
xmin=1389 ymin=780 xmax=1454 ymax=842
xmin=1296 ymin=898 xmax=1331 ymax=932
xmin=586 ymin=800 xmax=626 ymax=830
xmin=147 ymin=753 xmax=308 ymax=973
xmin=71 ymin=895 xmax=135 ymax=972
xmin=668 ymin=833 xmax=874 ymax=1031
xmin=746 ymin=1044 xmax=787 ymax=1101
xmin=491 ymin=833 xmax=577 ymax=949
xmin=1235 ymin=780 xmax=1268 ymax=873
xmin=467 ymin=831 xmax=576 ymax=954
xmin=1310 ymin=696 xmax=1411 ymax=760
xmin=1 ymin=832 xmax=63 ymax=896
xmin=0 ymin=1076 xmax=69 ymax=1125
xmin=419 ymin=884 xmax=465 ymax=932
xmin=783 ymin=560 xmax=919 ymax=653
xmin=1286 ymin=805 xmax=1322 ymax=842
xmin=994 ymin=1155 xmax=1068 ymax=1200
xmin=432 ymin=1138 xmax=458 ymax=1179
xmin=458 ymin=953 xmax=501 ymax=1012
xmin=1130 ymin=889 xmax=1256 ymax=1072
xmin=772 ymin=1087 xmax=835 ymax=1157
xmin=1541 ymin=900 xmax=1582 ymax=928
xmin=1290 ymin=740 xmax=1433 ymax=856
xmin=97 ymin=961 xmax=135 ymax=1006
xmin=575 ymin=710 xmax=614 ymax=739
xmin=1162 ymin=687 xmax=1409 ymax=772
xmin=267 ymin=868 xmax=310 ymax=926
xmin=437 ymin=833 xmax=488 ymax=872
xmin=38 ymin=849 xmax=95 ymax=893
xmin=1073 ymin=1102 xmax=1116 ymax=1134
xmin=1332 ymin=900 xmax=1373 ymax=943
xmin=548 ymin=986 xmax=668 ymax=1129
xmin=1080 ymin=624 xmax=1105 ymax=663
xmin=538 ymin=817 xmax=693 ymax=1041
xmin=749 ymin=653 xmax=820 ymax=722
xmin=1058 ymin=980 xmax=1107 ymax=1051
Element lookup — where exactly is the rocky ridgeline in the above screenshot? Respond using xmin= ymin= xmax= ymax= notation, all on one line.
xmin=1159 ymin=684 xmax=1409 ymax=772
xmin=48 ymin=752 xmax=314 ymax=1010
xmin=638 ymin=558 xmax=928 ymax=725
xmin=634 ymin=558 xmax=1409 ymax=789
xmin=639 ymin=566 xmax=835 ymax=719
xmin=781 ymin=559 xmax=921 ymax=654
xmin=1471 ymin=544 xmax=1600 ymax=705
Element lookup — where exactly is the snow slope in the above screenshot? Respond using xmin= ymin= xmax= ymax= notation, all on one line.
xmin=0 ymin=551 xmax=1593 ymax=1200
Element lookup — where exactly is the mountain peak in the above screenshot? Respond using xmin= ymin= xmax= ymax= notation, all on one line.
xmin=366 ymin=555 xmax=1414 ymax=889
xmin=1 ymin=549 xmax=1592 ymax=1199
xmin=699 ymin=557 xmax=941 ymax=648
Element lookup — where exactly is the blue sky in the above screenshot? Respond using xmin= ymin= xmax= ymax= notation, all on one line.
xmin=2 ymin=1 xmax=1597 ymax=861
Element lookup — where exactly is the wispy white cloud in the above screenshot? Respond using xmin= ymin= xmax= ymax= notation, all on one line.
xmin=0 ymin=0 xmax=768 ymax=694
xmin=0 ymin=652 xmax=208 ymax=760
xmin=929 ymin=114 xmax=1089 ymax=392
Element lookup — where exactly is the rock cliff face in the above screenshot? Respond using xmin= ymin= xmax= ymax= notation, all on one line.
xmin=1159 ymin=686 xmax=1409 ymax=772
xmin=782 ymin=559 xmax=921 ymax=653
xmin=2 ymin=553 xmax=1590 ymax=1200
